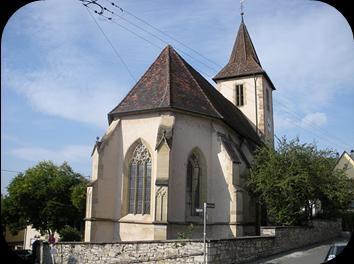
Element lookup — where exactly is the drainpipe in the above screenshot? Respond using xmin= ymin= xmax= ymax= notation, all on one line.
xmin=253 ymin=75 xmax=258 ymax=135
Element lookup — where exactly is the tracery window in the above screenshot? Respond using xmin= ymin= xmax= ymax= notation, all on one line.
xmin=186 ymin=153 xmax=201 ymax=216
xmin=128 ymin=143 xmax=151 ymax=214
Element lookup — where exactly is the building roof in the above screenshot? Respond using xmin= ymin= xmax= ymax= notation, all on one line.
xmin=108 ymin=45 xmax=262 ymax=145
xmin=213 ymin=20 xmax=275 ymax=90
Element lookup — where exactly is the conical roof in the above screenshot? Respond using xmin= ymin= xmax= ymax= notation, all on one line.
xmin=213 ymin=20 xmax=265 ymax=81
xmin=108 ymin=45 xmax=262 ymax=145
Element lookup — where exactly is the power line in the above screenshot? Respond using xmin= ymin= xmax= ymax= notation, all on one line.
xmin=1 ymin=169 xmax=22 ymax=174
xmin=81 ymin=1 xmax=350 ymax=150
xmin=103 ymin=0 xmax=222 ymax=68
xmin=84 ymin=5 xmax=136 ymax=82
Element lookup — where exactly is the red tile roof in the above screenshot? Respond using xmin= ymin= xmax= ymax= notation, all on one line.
xmin=108 ymin=45 xmax=262 ymax=145
xmin=213 ymin=20 xmax=275 ymax=90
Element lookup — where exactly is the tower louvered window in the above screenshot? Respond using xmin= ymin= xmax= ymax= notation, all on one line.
xmin=236 ymin=84 xmax=244 ymax=106
xmin=128 ymin=143 xmax=151 ymax=214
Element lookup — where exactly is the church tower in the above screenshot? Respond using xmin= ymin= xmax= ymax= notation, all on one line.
xmin=213 ymin=17 xmax=275 ymax=145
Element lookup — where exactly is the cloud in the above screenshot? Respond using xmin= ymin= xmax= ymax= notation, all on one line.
xmin=250 ymin=1 xmax=354 ymax=112
xmin=300 ymin=112 xmax=327 ymax=128
xmin=2 ymin=0 xmax=131 ymax=128
xmin=10 ymin=145 xmax=92 ymax=164
xmin=276 ymin=112 xmax=327 ymax=130
xmin=2 ymin=0 xmax=353 ymax=133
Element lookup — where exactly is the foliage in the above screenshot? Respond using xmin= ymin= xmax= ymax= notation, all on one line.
xmin=58 ymin=225 xmax=82 ymax=242
xmin=2 ymin=161 xmax=88 ymax=237
xmin=341 ymin=211 xmax=354 ymax=232
xmin=248 ymin=137 xmax=353 ymax=226
xmin=177 ymin=223 xmax=194 ymax=240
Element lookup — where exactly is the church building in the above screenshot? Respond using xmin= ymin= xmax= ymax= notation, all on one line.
xmin=84 ymin=17 xmax=275 ymax=242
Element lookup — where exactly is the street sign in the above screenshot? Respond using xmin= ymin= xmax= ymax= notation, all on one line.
xmin=196 ymin=208 xmax=203 ymax=213
xmin=206 ymin=203 xmax=215 ymax=208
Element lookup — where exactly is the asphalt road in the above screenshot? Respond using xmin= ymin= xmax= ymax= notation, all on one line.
xmin=248 ymin=236 xmax=350 ymax=264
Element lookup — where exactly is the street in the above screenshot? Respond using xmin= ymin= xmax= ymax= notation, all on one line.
xmin=248 ymin=236 xmax=350 ymax=264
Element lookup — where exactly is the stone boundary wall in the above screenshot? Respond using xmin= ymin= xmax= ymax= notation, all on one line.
xmin=53 ymin=240 xmax=204 ymax=264
xmin=52 ymin=220 xmax=341 ymax=264
xmin=208 ymin=219 xmax=341 ymax=263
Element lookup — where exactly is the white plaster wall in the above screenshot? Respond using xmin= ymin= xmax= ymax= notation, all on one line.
xmin=169 ymin=113 xmax=213 ymax=222
xmin=170 ymin=113 xmax=249 ymax=227
xmin=262 ymin=77 xmax=275 ymax=145
xmin=87 ymin=111 xmax=257 ymax=241
xmin=87 ymin=113 xmax=164 ymax=242
xmin=216 ymin=75 xmax=275 ymax=145
xmin=119 ymin=223 xmax=155 ymax=241
xmin=216 ymin=76 xmax=262 ymax=130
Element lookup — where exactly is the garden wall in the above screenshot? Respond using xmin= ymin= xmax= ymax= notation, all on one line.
xmin=51 ymin=219 xmax=341 ymax=264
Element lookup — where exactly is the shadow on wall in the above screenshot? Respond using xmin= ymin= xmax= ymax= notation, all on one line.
xmin=210 ymin=139 xmax=233 ymax=239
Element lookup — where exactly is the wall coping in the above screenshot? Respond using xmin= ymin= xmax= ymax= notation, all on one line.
xmin=261 ymin=225 xmax=314 ymax=229
xmin=56 ymin=235 xmax=276 ymax=246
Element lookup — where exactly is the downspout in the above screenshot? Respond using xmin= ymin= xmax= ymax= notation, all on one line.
xmin=253 ymin=74 xmax=258 ymax=135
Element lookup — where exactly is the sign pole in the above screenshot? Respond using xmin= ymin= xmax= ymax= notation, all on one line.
xmin=196 ymin=202 xmax=214 ymax=264
xmin=203 ymin=202 xmax=207 ymax=264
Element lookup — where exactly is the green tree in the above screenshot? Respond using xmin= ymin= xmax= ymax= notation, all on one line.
xmin=2 ymin=161 xmax=88 ymax=238
xmin=248 ymin=137 xmax=353 ymax=226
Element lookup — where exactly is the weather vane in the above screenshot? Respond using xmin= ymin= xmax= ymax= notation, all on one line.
xmin=240 ymin=0 xmax=245 ymax=18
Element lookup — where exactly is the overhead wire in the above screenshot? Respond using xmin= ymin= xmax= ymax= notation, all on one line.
xmin=80 ymin=0 xmax=350 ymax=150
xmin=1 ymin=169 xmax=22 ymax=174
xmin=83 ymin=4 xmax=137 ymax=82
xmin=102 ymin=0 xmax=222 ymax=68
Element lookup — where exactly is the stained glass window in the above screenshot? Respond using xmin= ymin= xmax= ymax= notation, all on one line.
xmin=186 ymin=153 xmax=201 ymax=216
xmin=128 ymin=143 xmax=152 ymax=214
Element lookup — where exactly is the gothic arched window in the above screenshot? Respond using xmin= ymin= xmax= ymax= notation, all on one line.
xmin=128 ymin=143 xmax=152 ymax=214
xmin=186 ymin=153 xmax=201 ymax=216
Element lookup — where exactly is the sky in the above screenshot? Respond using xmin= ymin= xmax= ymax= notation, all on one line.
xmin=1 ymin=0 xmax=354 ymax=194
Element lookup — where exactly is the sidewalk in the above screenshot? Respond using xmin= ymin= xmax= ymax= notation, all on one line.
xmin=247 ymin=233 xmax=350 ymax=264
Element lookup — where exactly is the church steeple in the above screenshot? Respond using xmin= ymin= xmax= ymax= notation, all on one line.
xmin=213 ymin=17 xmax=275 ymax=146
xmin=213 ymin=20 xmax=264 ymax=81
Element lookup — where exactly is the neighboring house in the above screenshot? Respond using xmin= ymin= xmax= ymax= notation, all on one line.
xmin=4 ymin=225 xmax=59 ymax=250
xmin=4 ymin=226 xmax=26 ymax=250
xmin=84 ymin=17 xmax=275 ymax=242
xmin=335 ymin=150 xmax=354 ymax=209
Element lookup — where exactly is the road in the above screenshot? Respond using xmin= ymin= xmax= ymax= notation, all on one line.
xmin=248 ymin=236 xmax=350 ymax=264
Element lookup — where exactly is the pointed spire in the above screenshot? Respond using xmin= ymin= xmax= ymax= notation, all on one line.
xmin=213 ymin=19 xmax=264 ymax=81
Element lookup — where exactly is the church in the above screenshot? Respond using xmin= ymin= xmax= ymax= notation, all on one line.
xmin=84 ymin=16 xmax=275 ymax=242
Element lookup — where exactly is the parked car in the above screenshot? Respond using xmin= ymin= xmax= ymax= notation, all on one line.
xmin=324 ymin=243 xmax=347 ymax=262
xmin=14 ymin=249 xmax=33 ymax=261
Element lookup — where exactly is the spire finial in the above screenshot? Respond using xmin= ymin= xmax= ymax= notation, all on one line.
xmin=240 ymin=0 xmax=245 ymax=20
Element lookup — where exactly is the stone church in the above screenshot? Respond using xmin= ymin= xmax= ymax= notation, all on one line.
xmin=84 ymin=17 xmax=275 ymax=242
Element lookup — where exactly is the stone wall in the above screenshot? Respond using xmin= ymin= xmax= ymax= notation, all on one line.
xmin=53 ymin=240 xmax=204 ymax=264
xmin=208 ymin=219 xmax=341 ymax=263
xmin=52 ymin=220 xmax=341 ymax=264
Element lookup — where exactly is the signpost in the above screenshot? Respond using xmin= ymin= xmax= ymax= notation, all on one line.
xmin=196 ymin=202 xmax=215 ymax=264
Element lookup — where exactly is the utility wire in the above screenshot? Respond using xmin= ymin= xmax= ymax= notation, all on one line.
xmin=81 ymin=1 xmax=350 ymax=150
xmin=1 ymin=169 xmax=22 ymax=174
xmin=84 ymin=5 xmax=136 ymax=82
xmin=103 ymin=0 xmax=222 ymax=68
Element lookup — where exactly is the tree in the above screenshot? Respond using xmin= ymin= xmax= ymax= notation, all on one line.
xmin=2 ymin=161 xmax=88 ymax=238
xmin=248 ymin=137 xmax=353 ymax=226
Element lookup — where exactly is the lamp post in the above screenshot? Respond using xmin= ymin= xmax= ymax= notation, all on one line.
xmin=196 ymin=202 xmax=215 ymax=264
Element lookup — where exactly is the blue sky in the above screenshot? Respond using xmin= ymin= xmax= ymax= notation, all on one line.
xmin=1 ymin=0 xmax=354 ymax=194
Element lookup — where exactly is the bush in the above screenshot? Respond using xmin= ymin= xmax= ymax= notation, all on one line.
xmin=177 ymin=223 xmax=194 ymax=239
xmin=59 ymin=225 xmax=81 ymax=242
xmin=342 ymin=211 xmax=354 ymax=232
